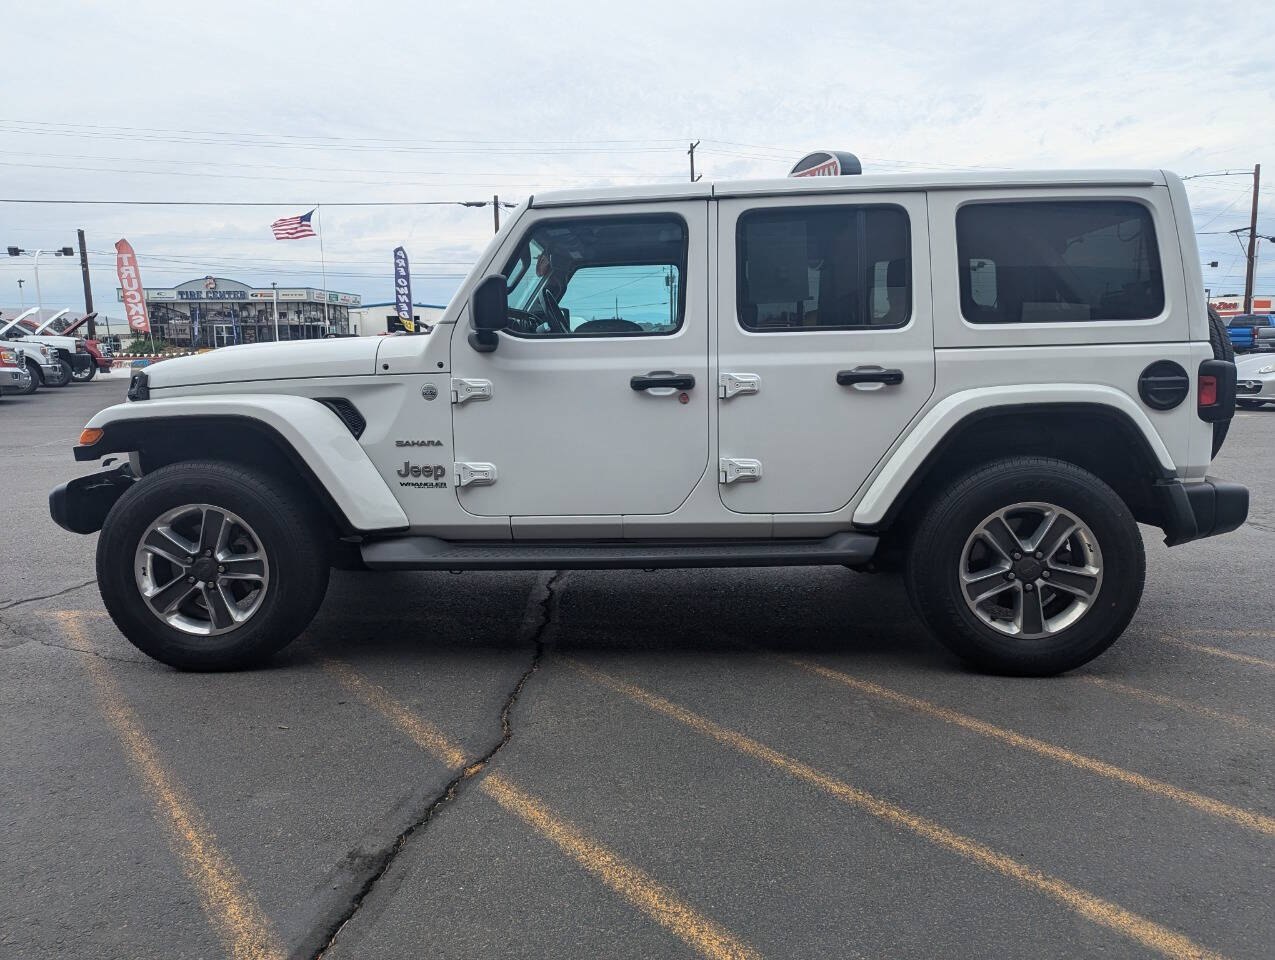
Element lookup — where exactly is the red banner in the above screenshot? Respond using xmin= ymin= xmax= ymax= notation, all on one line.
xmin=115 ymin=239 xmax=151 ymax=333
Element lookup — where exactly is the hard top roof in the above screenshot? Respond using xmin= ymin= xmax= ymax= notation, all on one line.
xmin=529 ymin=169 xmax=1171 ymax=208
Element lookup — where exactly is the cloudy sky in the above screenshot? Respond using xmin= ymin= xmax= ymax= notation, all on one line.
xmin=2 ymin=0 xmax=1272 ymax=323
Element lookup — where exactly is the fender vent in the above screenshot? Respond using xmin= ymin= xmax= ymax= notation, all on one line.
xmin=1138 ymin=361 xmax=1189 ymax=410
xmin=317 ymin=397 xmax=366 ymax=438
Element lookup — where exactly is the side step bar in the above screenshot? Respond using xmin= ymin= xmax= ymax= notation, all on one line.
xmin=360 ymin=531 xmax=878 ymax=571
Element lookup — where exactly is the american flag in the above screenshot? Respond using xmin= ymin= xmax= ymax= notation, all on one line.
xmin=271 ymin=210 xmax=317 ymax=240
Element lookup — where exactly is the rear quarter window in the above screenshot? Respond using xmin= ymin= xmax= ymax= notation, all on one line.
xmin=956 ymin=200 xmax=1164 ymax=324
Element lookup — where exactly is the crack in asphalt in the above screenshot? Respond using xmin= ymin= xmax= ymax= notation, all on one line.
xmin=0 ymin=609 xmax=147 ymax=663
xmin=0 ymin=577 xmax=97 ymax=611
xmin=304 ymin=570 xmax=565 ymax=960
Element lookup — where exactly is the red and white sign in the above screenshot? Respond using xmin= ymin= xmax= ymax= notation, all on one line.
xmin=115 ymin=239 xmax=151 ymax=333
xmin=792 ymin=157 xmax=841 ymax=177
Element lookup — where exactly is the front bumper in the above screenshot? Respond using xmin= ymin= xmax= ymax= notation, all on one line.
xmin=68 ymin=353 xmax=93 ymax=373
xmin=1236 ymin=377 xmax=1275 ymax=401
xmin=49 ymin=464 xmax=136 ymax=534
xmin=1155 ymin=477 xmax=1249 ymax=547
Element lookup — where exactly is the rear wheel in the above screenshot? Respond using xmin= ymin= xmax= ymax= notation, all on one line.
xmin=905 ymin=457 xmax=1145 ymax=676
xmin=97 ymin=460 xmax=330 ymax=670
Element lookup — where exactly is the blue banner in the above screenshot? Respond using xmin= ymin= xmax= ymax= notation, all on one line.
xmin=393 ymin=245 xmax=414 ymax=333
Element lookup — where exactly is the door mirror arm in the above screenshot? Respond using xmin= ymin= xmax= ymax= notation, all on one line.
xmin=469 ymin=275 xmax=508 ymax=353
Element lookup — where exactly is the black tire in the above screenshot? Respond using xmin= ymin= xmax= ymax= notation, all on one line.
xmin=46 ymin=358 xmax=72 ymax=387
xmin=71 ymin=362 xmax=96 ymax=382
xmin=17 ymin=361 xmax=40 ymax=395
xmin=96 ymin=460 xmax=331 ymax=670
xmin=1207 ymin=306 xmax=1234 ymax=457
xmin=905 ymin=456 xmax=1145 ymax=676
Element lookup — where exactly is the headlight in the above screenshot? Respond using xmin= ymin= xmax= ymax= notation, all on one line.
xmin=40 ymin=345 xmax=51 ymax=359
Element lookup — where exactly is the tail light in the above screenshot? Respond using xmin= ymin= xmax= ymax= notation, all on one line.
xmin=1197 ymin=359 xmax=1236 ymax=423
xmin=1198 ymin=375 xmax=1218 ymax=407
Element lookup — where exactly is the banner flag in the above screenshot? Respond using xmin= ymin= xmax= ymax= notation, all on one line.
xmin=115 ymin=239 xmax=151 ymax=333
xmin=393 ymin=245 xmax=414 ymax=333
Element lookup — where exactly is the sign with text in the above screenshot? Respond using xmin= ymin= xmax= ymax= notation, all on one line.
xmin=393 ymin=246 xmax=414 ymax=333
xmin=115 ymin=239 xmax=151 ymax=333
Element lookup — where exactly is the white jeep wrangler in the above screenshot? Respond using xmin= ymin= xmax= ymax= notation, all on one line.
xmin=51 ymin=158 xmax=1247 ymax=675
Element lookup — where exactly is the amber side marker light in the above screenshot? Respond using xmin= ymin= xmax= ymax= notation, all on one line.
xmin=78 ymin=427 xmax=104 ymax=446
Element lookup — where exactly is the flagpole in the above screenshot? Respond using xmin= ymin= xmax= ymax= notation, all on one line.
xmin=316 ymin=204 xmax=329 ymax=336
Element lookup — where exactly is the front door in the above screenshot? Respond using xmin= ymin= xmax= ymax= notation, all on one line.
xmin=716 ymin=192 xmax=934 ymax=514
xmin=450 ymin=201 xmax=710 ymax=518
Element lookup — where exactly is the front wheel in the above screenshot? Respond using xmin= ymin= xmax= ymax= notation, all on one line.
xmin=46 ymin=358 xmax=72 ymax=387
xmin=71 ymin=362 xmax=96 ymax=382
xmin=17 ymin=362 xmax=40 ymax=394
xmin=905 ymin=457 xmax=1145 ymax=676
xmin=97 ymin=461 xmax=331 ymax=669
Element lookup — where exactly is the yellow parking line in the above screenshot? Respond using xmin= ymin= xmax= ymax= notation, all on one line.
xmin=783 ymin=657 xmax=1275 ymax=838
xmin=1079 ymin=676 xmax=1275 ymax=740
xmin=563 ymin=658 xmax=1228 ymax=960
xmin=58 ymin=612 xmax=282 ymax=960
xmin=325 ymin=660 xmax=760 ymax=960
xmin=1162 ymin=638 xmax=1275 ymax=670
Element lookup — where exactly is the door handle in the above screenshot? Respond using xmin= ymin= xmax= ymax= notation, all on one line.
xmin=631 ymin=371 xmax=696 ymax=391
xmin=836 ymin=368 xmax=904 ymax=386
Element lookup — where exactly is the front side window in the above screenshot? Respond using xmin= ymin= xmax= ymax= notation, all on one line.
xmin=957 ymin=200 xmax=1164 ymax=323
xmin=501 ymin=215 xmax=686 ymax=336
xmin=736 ymin=205 xmax=911 ymax=331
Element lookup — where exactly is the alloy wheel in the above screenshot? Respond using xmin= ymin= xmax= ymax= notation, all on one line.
xmin=133 ymin=503 xmax=271 ymax=636
xmin=959 ymin=501 xmax=1103 ymax=639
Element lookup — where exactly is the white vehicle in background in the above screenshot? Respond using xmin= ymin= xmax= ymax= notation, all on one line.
xmin=51 ymin=157 xmax=1248 ymax=676
xmin=1235 ymin=352 xmax=1275 ymax=408
xmin=0 ymin=308 xmax=93 ymax=388
xmin=0 ymin=344 xmax=29 ymax=396
xmin=0 ymin=329 xmax=58 ymax=395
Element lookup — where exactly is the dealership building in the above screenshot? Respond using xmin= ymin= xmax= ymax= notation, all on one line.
xmin=116 ymin=276 xmax=361 ymax=347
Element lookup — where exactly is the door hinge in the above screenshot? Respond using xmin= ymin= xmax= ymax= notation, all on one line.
xmin=451 ymin=378 xmax=493 ymax=404
xmin=719 ymin=457 xmax=762 ymax=484
xmin=718 ymin=372 xmax=760 ymax=399
xmin=454 ymin=461 xmax=497 ymax=487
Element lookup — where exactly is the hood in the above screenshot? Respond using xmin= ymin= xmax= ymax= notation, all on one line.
xmin=146 ymin=337 xmax=381 ymax=389
xmin=1236 ymin=353 xmax=1275 ymax=374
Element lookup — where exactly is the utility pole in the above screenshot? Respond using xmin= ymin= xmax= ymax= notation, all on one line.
xmin=16 ymin=279 xmax=23 ymax=309
xmin=1244 ymin=163 xmax=1261 ymax=315
xmin=77 ymin=228 xmax=95 ymax=338
xmin=493 ymin=195 xmax=500 ymax=234
xmin=688 ymin=141 xmax=703 ymax=182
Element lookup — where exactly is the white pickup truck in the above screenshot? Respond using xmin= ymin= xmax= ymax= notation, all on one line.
xmin=51 ymin=159 xmax=1247 ymax=675
xmin=0 ymin=309 xmax=93 ymax=388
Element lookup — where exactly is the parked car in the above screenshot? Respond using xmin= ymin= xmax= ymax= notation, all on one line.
xmin=0 ymin=334 xmax=58 ymax=394
xmin=1252 ymin=325 xmax=1275 ymax=353
xmin=0 ymin=312 xmax=91 ymax=387
xmin=1235 ymin=352 xmax=1275 ymax=408
xmin=61 ymin=313 xmax=116 ymax=381
xmin=0 ymin=345 xmax=28 ymax=397
xmin=1226 ymin=313 xmax=1273 ymax=352
xmin=52 ymin=162 xmax=1246 ymax=677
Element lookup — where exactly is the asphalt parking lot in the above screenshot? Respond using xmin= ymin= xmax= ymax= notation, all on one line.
xmin=2 ymin=375 xmax=1273 ymax=960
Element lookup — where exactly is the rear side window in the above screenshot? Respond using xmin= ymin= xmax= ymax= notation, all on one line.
xmin=737 ymin=205 xmax=910 ymax=331
xmin=956 ymin=201 xmax=1164 ymax=323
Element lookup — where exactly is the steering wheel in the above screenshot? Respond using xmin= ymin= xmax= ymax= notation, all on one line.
xmin=505 ymin=308 xmax=543 ymax=334
xmin=538 ymin=289 xmax=570 ymax=334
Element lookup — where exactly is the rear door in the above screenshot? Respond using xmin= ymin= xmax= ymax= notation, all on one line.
xmin=715 ymin=192 xmax=934 ymax=514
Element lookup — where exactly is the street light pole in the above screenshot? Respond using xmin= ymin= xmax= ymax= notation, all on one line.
xmin=33 ymin=249 xmax=44 ymax=318
xmin=272 ymin=282 xmax=279 ymax=342
xmin=16 ymin=279 xmax=23 ymax=309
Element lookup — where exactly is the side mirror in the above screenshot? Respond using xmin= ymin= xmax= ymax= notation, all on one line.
xmin=469 ymin=275 xmax=507 ymax=352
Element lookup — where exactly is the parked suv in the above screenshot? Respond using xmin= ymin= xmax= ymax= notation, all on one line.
xmin=51 ymin=163 xmax=1247 ymax=675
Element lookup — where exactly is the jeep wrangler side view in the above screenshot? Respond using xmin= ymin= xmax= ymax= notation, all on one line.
xmin=50 ymin=163 xmax=1248 ymax=675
